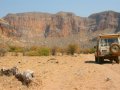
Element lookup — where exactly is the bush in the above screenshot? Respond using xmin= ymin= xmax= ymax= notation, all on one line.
xmin=58 ymin=48 xmax=65 ymax=55
xmin=51 ymin=46 xmax=63 ymax=56
xmin=67 ymin=44 xmax=78 ymax=55
xmin=0 ymin=44 xmax=8 ymax=56
xmin=51 ymin=46 xmax=57 ymax=56
xmin=81 ymin=48 xmax=95 ymax=54
xmin=29 ymin=46 xmax=39 ymax=51
xmin=8 ymin=46 xmax=24 ymax=52
xmin=38 ymin=47 xmax=50 ymax=56
xmin=0 ymin=48 xmax=7 ymax=56
xmin=25 ymin=51 xmax=39 ymax=56
xmin=22 ymin=47 xmax=30 ymax=56
xmin=26 ymin=47 xmax=50 ymax=56
xmin=8 ymin=46 xmax=29 ymax=56
xmin=50 ymin=46 xmax=67 ymax=56
xmin=89 ymin=48 xmax=95 ymax=53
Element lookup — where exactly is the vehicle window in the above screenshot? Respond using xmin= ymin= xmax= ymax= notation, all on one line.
xmin=100 ymin=38 xmax=118 ymax=46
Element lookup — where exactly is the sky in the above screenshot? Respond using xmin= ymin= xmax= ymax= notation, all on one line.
xmin=0 ymin=0 xmax=120 ymax=17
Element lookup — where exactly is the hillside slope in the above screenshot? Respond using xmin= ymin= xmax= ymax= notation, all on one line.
xmin=1 ymin=11 xmax=120 ymax=47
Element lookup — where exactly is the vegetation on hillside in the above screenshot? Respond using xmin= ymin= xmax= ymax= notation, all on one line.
xmin=0 ymin=44 xmax=95 ymax=57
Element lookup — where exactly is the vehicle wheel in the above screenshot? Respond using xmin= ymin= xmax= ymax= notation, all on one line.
xmin=115 ymin=56 xmax=120 ymax=64
xmin=95 ymin=57 xmax=98 ymax=63
xmin=95 ymin=57 xmax=104 ymax=64
xmin=110 ymin=43 xmax=120 ymax=54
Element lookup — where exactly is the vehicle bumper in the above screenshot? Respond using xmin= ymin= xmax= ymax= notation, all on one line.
xmin=97 ymin=54 xmax=119 ymax=59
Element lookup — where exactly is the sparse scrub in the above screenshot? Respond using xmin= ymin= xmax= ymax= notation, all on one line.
xmin=67 ymin=44 xmax=79 ymax=55
xmin=1 ymin=45 xmax=95 ymax=56
xmin=26 ymin=47 xmax=50 ymax=56
xmin=8 ymin=46 xmax=16 ymax=52
xmin=8 ymin=46 xmax=24 ymax=56
xmin=58 ymin=48 xmax=65 ymax=55
xmin=8 ymin=46 xmax=24 ymax=52
xmin=29 ymin=46 xmax=39 ymax=51
xmin=81 ymin=48 xmax=95 ymax=54
xmin=0 ymin=44 xmax=8 ymax=57
xmin=51 ymin=46 xmax=67 ymax=56
xmin=25 ymin=51 xmax=39 ymax=56
xmin=22 ymin=47 xmax=30 ymax=56
xmin=51 ymin=46 xmax=57 ymax=56
xmin=37 ymin=47 xmax=50 ymax=56
xmin=89 ymin=48 xmax=95 ymax=53
xmin=0 ymin=48 xmax=7 ymax=56
xmin=51 ymin=46 xmax=63 ymax=56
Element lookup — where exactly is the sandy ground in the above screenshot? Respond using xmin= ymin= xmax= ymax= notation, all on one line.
xmin=0 ymin=54 xmax=120 ymax=90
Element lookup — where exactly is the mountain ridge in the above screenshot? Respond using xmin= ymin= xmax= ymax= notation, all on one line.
xmin=0 ymin=10 xmax=120 ymax=48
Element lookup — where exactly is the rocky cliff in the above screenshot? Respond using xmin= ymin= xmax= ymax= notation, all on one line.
xmin=1 ymin=11 xmax=120 ymax=48
xmin=88 ymin=11 xmax=120 ymax=32
xmin=4 ymin=12 xmax=88 ymax=37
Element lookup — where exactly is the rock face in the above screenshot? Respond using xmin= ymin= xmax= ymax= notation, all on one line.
xmin=1 ymin=11 xmax=120 ymax=48
xmin=0 ymin=19 xmax=18 ymax=37
xmin=0 ymin=19 xmax=22 ymax=45
xmin=4 ymin=12 xmax=88 ymax=37
xmin=88 ymin=11 xmax=120 ymax=32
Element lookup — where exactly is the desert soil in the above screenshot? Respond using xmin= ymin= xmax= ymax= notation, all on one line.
xmin=0 ymin=54 xmax=120 ymax=90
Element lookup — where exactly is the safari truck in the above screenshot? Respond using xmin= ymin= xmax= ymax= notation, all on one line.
xmin=95 ymin=34 xmax=120 ymax=64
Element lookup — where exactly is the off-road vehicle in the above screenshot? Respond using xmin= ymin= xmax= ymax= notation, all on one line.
xmin=95 ymin=34 xmax=120 ymax=64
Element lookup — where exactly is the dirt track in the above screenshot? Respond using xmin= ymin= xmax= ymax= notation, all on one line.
xmin=0 ymin=54 xmax=120 ymax=90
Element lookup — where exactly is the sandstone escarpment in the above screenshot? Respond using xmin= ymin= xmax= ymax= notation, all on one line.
xmin=0 ymin=18 xmax=21 ymax=38
xmin=1 ymin=11 xmax=120 ymax=47
xmin=88 ymin=11 xmax=120 ymax=32
xmin=4 ymin=12 xmax=89 ymax=38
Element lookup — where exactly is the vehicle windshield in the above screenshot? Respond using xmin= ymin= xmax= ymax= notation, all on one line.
xmin=100 ymin=38 xmax=118 ymax=46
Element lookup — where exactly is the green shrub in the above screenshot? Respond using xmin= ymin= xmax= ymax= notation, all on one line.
xmin=26 ymin=47 xmax=50 ymax=56
xmin=25 ymin=51 xmax=39 ymax=56
xmin=38 ymin=47 xmax=50 ymax=56
xmin=89 ymin=48 xmax=95 ymax=53
xmin=67 ymin=44 xmax=78 ymax=55
xmin=8 ymin=46 xmax=16 ymax=52
xmin=81 ymin=48 xmax=95 ymax=54
xmin=8 ymin=46 xmax=24 ymax=52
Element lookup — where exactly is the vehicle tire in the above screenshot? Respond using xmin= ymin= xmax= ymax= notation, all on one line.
xmin=98 ymin=57 xmax=104 ymax=64
xmin=95 ymin=56 xmax=98 ymax=63
xmin=110 ymin=43 xmax=120 ymax=54
xmin=95 ymin=57 xmax=104 ymax=64
xmin=115 ymin=56 xmax=120 ymax=64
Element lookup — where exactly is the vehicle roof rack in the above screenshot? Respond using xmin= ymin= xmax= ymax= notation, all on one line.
xmin=98 ymin=34 xmax=120 ymax=38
